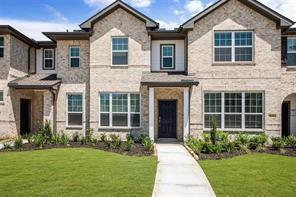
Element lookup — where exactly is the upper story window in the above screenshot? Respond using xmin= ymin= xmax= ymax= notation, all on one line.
xmin=43 ymin=49 xmax=54 ymax=70
xmin=287 ymin=38 xmax=296 ymax=66
xmin=0 ymin=91 xmax=3 ymax=102
xmin=161 ymin=44 xmax=175 ymax=69
xmin=67 ymin=94 xmax=83 ymax=127
xmin=69 ymin=46 xmax=80 ymax=68
xmin=214 ymin=31 xmax=253 ymax=63
xmin=0 ymin=37 xmax=4 ymax=58
xmin=112 ymin=37 xmax=128 ymax=65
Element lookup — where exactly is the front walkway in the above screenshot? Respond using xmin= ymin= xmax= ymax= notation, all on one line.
xmin=153 ymin=143 xmax=216 ymax=197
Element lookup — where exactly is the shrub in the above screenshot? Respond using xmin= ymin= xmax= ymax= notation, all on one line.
xmin=142 ymin=137 xmax=153 ymax=152
xmin=3 ymin=142 xmax=12 ymax=150
xmin=39 ymin=120 xmax=52 ymax=140
xmin=187 ymin=137 xmax=202 ymax=154
xmin=51 ymin=134 xmax=61 ymax=145
xmin=202 ymin=133 xmax=211 ymax=142
xmin=126 ymin=136 xmax=134 ymax=151
xmin=100 ymin=133 xmax=107 ymax=143
xmin=132 ymin=133 xmax=148 ymax=144
xmin=272 ymin=137 xmax=286 ymax=150
xmin=86 ymin=128 xmax=94 ymax=142
xmin=284 ymin=136 xmax=296 ymax=148
xmin=14 ymin=136 xmax=23 ymax=149
xmin=91 ymin=138 xmax=98 ymax=145
xmin=248 ymin=134 xmax=268 ymax=150
xmin=235 ymin=133 xmax=250 ymax=146
xmin=72 ymin=132 xmax=79 ymax=142
xmin=33 ymin=134 xmax=46 ymax=148
xmin=221 ymin=141 xmax=236 ymax=153
xmin=60 ymin=134 xmax=70 ymax=145
xmin=210 ymin=116 xmax=217 ymax=145
xmin=216 ymin=131 xmax=229 ymax=142
xmin=80 ymin=136 xmax=87 ymax=145
xmin=109 ymin=134 xmax=121 ymax=148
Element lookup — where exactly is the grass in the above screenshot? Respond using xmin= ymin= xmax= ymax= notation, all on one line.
xmin=200 ymin=153 xmax=296 ymax=197
xmin=0 ymin=148 xmax=157 ymax=197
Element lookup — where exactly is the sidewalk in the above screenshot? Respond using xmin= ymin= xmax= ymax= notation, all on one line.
xmin=153 ymin=143 xmax=216 ymax=197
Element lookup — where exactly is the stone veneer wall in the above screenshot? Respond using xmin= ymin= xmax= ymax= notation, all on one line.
xmin=89 ymin=7 xmax=150 ymax=139
xmin=187 ymin=0 xmax=282 ymax=137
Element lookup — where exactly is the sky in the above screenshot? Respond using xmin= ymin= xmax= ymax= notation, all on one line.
xmin=0 ymin=0 xmax=295 ymax=41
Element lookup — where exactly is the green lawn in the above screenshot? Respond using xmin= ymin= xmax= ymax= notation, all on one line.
xmin=0 ymin=148 xmax=157 ymax=197
xmin=200 ymin=153 xmax=296 ymax=197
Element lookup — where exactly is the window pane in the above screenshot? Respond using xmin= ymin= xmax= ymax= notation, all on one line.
xmin=225 ymin=93 xmax=242 ymax=113
xmin=214 ymin=32 xmax=232 ymax=46
xmin=112 ymin=38 xmax=128 ymax=51
xmin=100 ymin=93 xmax=110 ymax=112
xmin=0 ymin=91 xmax=3 ymax=101
xmin=288 ymin=39 xmax=296 ymax=52
xmin=163 ymin=46 xmax=173 ymax=56
xmin=70 ymin=47 xmax=79 ymax=56
xmin=44 ymin=50 xmax=53 ymax=58
xmin=112 ymin=52 xmax=128 ymax=65
xmin=287 ymin=53 xmax=296 ymax=66
xmin=68 ymin=95 xmax=83 ymax=112
xmin=235 ymin=47 xmax=252 ymax=61
xmin=130 ymin=94 xmax=140 ymax=112
xmin=205 ymin=114 xmax=221 ymax=128
xmin=112 ymin=93 xmax=128 ymax=112
xmin=100 ymin=113 xmax=110 ymax=126
xmin=245 ymin=93 xmax=262 ymax=113
xmin=245 ymin=114 xmax=262 ymax=129
xmin=44 ymin=59 xmax=53 ymax=68
xmin=70 ymin=58 xmax=80 ymax=67
xmin=0 ymin=37 xmax=3 ymax=46
xmin=68 ymin=113 xmax=82 ymax=126
xmin=0 ymin=48 xmax=3 ymax=58
xmin=235 ymin=32 xmax=252 ymax=46
xmin=162 ymin=57 xmax=173 ymax=68
xmin=225 ymin=114 xmax=242 ymax=128
xmin=112 ymin=114 xmax=128 ymax=126
xmin=131 ymin=114 xmax=140 ymax=127
xmin=204 ymin=93 xmax=221 ymax=113
xmin=214 ymin=48 xmax=232 ymax=62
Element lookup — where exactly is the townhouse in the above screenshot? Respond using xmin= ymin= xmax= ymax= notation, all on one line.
xmin=0 ymin=0 xmax=296 ymax=141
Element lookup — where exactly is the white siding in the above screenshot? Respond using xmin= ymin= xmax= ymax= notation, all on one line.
xmin=36 ymin=48 xmax=57 ymax=74
xmin=152 ymin=40 xmax=185 ymax=71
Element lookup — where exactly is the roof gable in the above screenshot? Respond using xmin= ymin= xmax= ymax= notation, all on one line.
xmin=80 ymin=0 xmax=158 ymax=29
xmin=181 ymin=0 xmax=294 ymax=29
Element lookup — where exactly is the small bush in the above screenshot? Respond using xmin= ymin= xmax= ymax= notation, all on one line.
xmin=3 ymin=142 xmax=12 ymax=150
xmin=216 ymin=131 xmax=229 ymax=142
xmin=126 ymin=136 xmax=134 ymax=151
xmin=210 ymin=116 xmax=217 ymax=145
xmin=142 ymin=137 xmax=153 ymax=152
xmin=14 ymin=136 xmax=23 ymax=149
xmin=86 ymin=128 xmax=94 ymax=142
xmin=187 ymin=136 xmax=202 ymax=154
xmin=60 ymin=134 xmax=70 ymax=145
xmin=39 ymin=120 xmax=52 ymax=141
xmin=51 ymin=134 xmax=61 ymax=145
xmin=284 ymin=136 xmax=296 ymax=148
xmin=202 ymin=133 xmax=211 ymax=142
xmin=235 ymin=133 xmax=250 ymax=146
xmin=100 ymin=133 xmax=107 ymax=143
xmin=109 ymin=134 xmax=121 ymax=148
xmin=92 ymin=138 xmax=98 ymax=145
xmin=33 ymin=134 xmax=46 ymax=148
xmin=132 ymin=134 xmax=148 ymax=144
xmin=221 ymin=141 xmax=236 ymax=153
xmin=80 ymin=136 xmax=87 ymax=145
xmin=272 ymin=137 xmax=286 ymax=150
xmin=248 ymin=134 xmax=268 ymax=150
xmin=72 ymin=132 xmax=79 ymax=142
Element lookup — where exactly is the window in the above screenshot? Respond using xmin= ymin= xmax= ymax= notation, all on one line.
xmin=161 ymin=44 xmax=175 ymax=69
xmin=67 ymin=94 xmax=83 ymax=126
xmin=43 ymin=49 xmax=54 ymax=70
xmin=99 ymin=93 xmax=140 ymax=128
xmin=69 ymin=46 xmax=80 ymax=67
xmin=0 ymin=37 xmax=3 ymax=58
xmin=0 ymin=91 xmax=3 ymax=102
xmin=287 ymin=38 xmax=296 ymax=66
xmin=112 ymin=37 xmax=128 ymax=65
xmin=204 ymin=92 xmax=263 ymax=130
xmin=214 ymin=31 xmax=253 ymax=62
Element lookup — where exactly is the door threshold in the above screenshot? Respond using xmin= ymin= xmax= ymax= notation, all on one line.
xmin=157 ymin=138 xmax=179 ymax=143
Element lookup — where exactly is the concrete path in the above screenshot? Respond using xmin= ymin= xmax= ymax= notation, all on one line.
xmin=153 ymin=143 xmax=216 ymax=197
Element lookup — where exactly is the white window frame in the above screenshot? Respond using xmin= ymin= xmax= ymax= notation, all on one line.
xmin=99 ymin=92 xmax=141 ymax=129
xmin=213 ymin=31 xmax=254 ymax=63
xmin=111 ymin=37 xmax=128 ymax=66
xmin=0 ymin=36 xmax=4 ymax=58
xmin=43 ymin=49 xmax=54 ymax=70
xmin=287 ymin=37 xmax=296 ymax=66
xmin=69 ymin=46 xmax=80 ymax=68
xmin=161 ymin=44 xmax=175 ymax=69
xmin=203 ymin=91 xmax=264 ymax=132
xmin=66 ymin=93 xmax=84 ymax=128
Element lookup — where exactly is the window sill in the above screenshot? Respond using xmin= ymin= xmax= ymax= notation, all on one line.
xmin=203 ymin=128 xmax=264 ymax=133
xmin=66 ymin=126 xmax=83 ymax=130
xmin=111 ymin=65 xmax=128 ymax=69
xmin=212 ymin=62 xmax=256 ymax=66
xmin=285 ymin=66 xmax=296 ymax=71
xmin=0 ymin=102 xmax=4 ymax=105
xmin=98 ymin=127 xmax=141 ymax=130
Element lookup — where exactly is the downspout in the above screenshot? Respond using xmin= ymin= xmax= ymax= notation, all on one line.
xmin=27 ymin=46 xmax=32 ymax=74
xmin=49 ymin=87 xmax=58 ymax=133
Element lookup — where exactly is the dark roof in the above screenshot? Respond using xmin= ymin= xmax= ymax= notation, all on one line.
xmin=42 ymin=31 xmax=92 ymax=42
xmin=8 ymin=74 xmax=61 ymax=89
xmin=181 ymin=0 xmax=294 ymax=29
xmin=36 ymin=41 xmax=56 ymax=48
xmin=282 ymin=28 xmax=296 ymax=36
xmin=149 ymin=29 xmax=186 ymax=40
xmin=141 ymin=72 xmax=199 ymax=87
xmin=0 ymin=25 xmax=36 ymax=46
xmin=79 ymin=0 xmax=159 ymax=29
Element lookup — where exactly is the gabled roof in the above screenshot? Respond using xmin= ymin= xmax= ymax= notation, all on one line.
xmin=0 ymin=25 xmax=36 ymax=46
xmin=80 ymin=0 xmax=159 ymax=29
xmin=181 ymin=0 xmax=295 ymax=29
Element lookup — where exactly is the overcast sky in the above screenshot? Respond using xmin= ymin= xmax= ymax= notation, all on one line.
xmin=0 ymin=0 xmax=295 ymax=40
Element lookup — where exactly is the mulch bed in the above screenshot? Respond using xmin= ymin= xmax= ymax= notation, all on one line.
xmin=0 ymin=142 xmax=153 ymax=156
xmin=198 ymin=148 xmax=296 ymax=160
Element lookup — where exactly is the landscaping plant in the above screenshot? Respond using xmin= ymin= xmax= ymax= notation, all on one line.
xmin=271 ymin=137 xmax=286 ymax=150
xmin=33 ymin=134 xmax=46 ymax=148
xmin=142 ymin=137 xmax=153 ymax=152
xmin=51 ymin=134 xmax=61 ymax=145
xmin=284 ymin=136 xmax=296 ymax=148
xmin=248 ymin=134 xmax=268 ymax=150
xmin=210 ymin=116 xmax=217 ymax=145
xmin=100 ymin=133 xmax=107 ymax=143
xmin=91 ymin=138 xmax=98 ymax=145
xmin=60 ymin=134 xmax=70 ymax=145
xmin=126 ymin=135 xmax=134 ymax=151
xmin=80 ymin=136 xmax=87 ymax=145
xmin=14 ymin=136 xmax=23 ymax=149
xmin=109 ymin=134 xmax=121 ymax=148
xmin=39 ymin=120 xmax=52 ymax=141
xmin=3 ymin=142 xmax=12 ymax=150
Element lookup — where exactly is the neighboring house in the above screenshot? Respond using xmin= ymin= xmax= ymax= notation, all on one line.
xmin=0 ymin=0 xmax=296 ymax=141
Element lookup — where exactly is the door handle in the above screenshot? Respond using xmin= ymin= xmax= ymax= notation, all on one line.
xmin=158 ymin=117 xmax=161 ymax=123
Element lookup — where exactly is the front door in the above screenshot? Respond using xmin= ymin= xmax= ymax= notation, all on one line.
xmin=282 ymin=101 xmax=290 ymax=137
xmin=20 ymin=99 xmax=31 ymax=135
xmin=158 ymin=100 xmax=177 ymax=138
